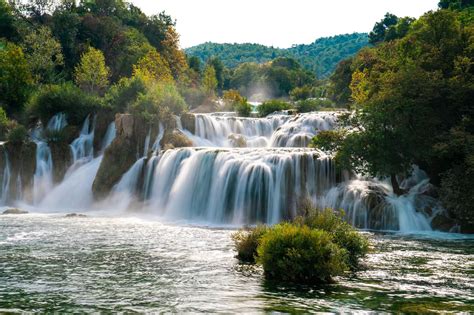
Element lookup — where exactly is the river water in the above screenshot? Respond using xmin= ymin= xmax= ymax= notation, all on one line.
xmin=1 ymin=214 xmax=472 ymax=313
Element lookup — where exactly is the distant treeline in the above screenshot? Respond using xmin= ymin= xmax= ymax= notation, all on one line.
xmin=185 ymin=33 xmax=369 ymax=79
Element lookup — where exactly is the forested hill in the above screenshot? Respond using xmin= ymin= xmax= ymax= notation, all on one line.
xmin=185 ymin=33 xmax=369 ymax=78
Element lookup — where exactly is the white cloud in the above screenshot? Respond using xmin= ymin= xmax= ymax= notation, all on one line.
xmin=131 ymin=0 xmax=439 ymax=48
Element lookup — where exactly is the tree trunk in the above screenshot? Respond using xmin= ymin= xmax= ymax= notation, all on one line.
xmin=391 ymin=174 xmax=405 ymax=196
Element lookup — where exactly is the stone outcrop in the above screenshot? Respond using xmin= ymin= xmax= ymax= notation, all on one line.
xmin=0 ymin=141 xmax=36 ymax=203
xmin=2 ymin=208 xmax=28 ymax=215
xmin=161 ymin=129 xmax=193 ymax=150
xmin=181 ymin=112 xmax=196 ymax=134
xmin=50 ymin=141 xmax=72 ymax=183
xmin=93 ymin=109 xmax=115 ymax=154
xmin=92 ymin=114 xmax=153 ymax=199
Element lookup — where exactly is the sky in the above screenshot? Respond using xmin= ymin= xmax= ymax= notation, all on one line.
xmin=131 ymin=0 xmax=439 ymax=49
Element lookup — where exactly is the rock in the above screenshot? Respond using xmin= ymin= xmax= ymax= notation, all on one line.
xmin=2 ymin=208 xmax=28 ymax=215
xmin=50 ymin=141 xmax=72 ymax=183
xmin=181 ymin=112 xmax=196 ymax=134
xmin=228 ymin=134 xmax=247 ymax=148
xmin=65 ymin=213 xmax=87 ymax=218
xmin=93 ymin=109 xmax=115 ymax=154
xmin=160 ymin=129 xmax=193 ymax=149
xmin=2 ymin=141 xmax=36 ymax=203
xmin=431 ymin=212 xmax=456 ymax=232
xmin=93 ymin=114 xmax=151 ymax=199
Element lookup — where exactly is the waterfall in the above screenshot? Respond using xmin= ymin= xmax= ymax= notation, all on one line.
xmin=101 ymin=122 xmax=116 ymax=151
xmin=70 ymin=115 xmax=95 ymax=164
xmin=0 ymin=107 xmax=442 ymax=232
xmin=0 ymin=150 xmax=11 ymax=205
xmin=46 ymin=113 xmax=67 ymax=131
xmin=145 ymin=147 xmax=334 ymax=224
xmin=39 ymin=121 xmax=116 ymax=211
xmin=185 ymin=112 xmax=339 ymax=148
xmin=32 ymin=113 xmax=68 ymax=204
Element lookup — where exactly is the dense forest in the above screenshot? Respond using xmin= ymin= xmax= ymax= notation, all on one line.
xmin=186 ymin=33 xmax=369 ymax=79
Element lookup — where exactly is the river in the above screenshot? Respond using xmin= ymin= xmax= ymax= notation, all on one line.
xmin=1 ymin=214 xmax=472 ymax=313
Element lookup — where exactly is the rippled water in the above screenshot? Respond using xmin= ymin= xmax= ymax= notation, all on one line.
xmin=0 ymin=214 xmax=473 ymax=313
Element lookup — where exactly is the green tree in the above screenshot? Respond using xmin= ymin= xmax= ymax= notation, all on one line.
xmin=74 ymin=46 xmax=110 ymax=94
xmin=0 ymin=42 xmax=33 ymax=115
xmin=207 ymin=56 xmax=225 ymax=90
xmin=23 ymin=26 xmax=64 ymax=83
xmin=202 ymin=64 xmax=217 ymax=96
xmin=369 ymin=13 xmax=399 ymax=44
xmin=132 ymin=50 xmax=173 ymax=83
xmin=0 ymin=0 xmax=17 ymax=40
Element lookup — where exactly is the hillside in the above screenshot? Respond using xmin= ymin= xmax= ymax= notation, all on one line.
xmin=185 ymin=33 xmax=369 ymax=78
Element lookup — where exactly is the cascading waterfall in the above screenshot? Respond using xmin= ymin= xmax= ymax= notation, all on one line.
xmin=33 ymin=141 xmax=53 ymax=203
xmin=188 ymin=112 xmax=339 ymax=148
xmin=0 ymin=108 xmax=438 ymax=232
xmin=0 ymin=150 xmax=11 ymax=205
xmin=70 ymin=115 xmax=95 ymax=164
xmin=32 ymin=113 xmax=68 ymax=204
xmin=146 ymin=147 xmax=334 ymax=224
xmin=39 ymin=120 xmax=116 ymax=211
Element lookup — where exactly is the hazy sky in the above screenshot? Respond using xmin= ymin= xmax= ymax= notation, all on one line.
xmin=131 ymin=0 xmax=439 ymax=48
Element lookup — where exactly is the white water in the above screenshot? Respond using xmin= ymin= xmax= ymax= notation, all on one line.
xmin=0 ymin=149 xmax=11 ymax=205
xmin=188 ymin=112 xmax=338 ymax=148
xmin=38 ymin=121 xmax=116 ymax=211
xmin=145 ymin=147 xmax=334 ymax=224
xmin=1 ymin=110 xmax=437 ymax=232
xmin=32 ymin=113 xmax=69 ymax=204
xmin=70 ymin=116 xmax=95 ymax=164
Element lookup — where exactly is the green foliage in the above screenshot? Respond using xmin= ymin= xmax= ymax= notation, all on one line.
xmin=105 ymin=76 xmax=147 ymax=112
xmin=202 ymin=64 xmax=218 ymax=96
xmin=289 ymin=85 xmax=314 ymax=101
xmin=234 ymin=101 xmax=252 ymax=117
xmin=0 ymin=107 xmax=9 ymax=140
xmin=331 ymin=9 xmax=473 ymax=191
xmin=180 ymin=87 xmax=207 ymax=109
xmin=130 ymin=83 xmax=186 ymax=121
xmin=295 ymin=98 xmax=333 ymax=113
xmin=23 ymin=26 xmax=64 ymax=83
xmin=439 ymin=0 xmax=474 ymax=9
xmin=329 ymin=58 xmax=354 ymax=106
xmin=0 ymin=0 xmax=17 ymax=40
xmin=74 ymin=47 xmax=110 ymax=95
xmin=27 ymin=83 xmax=101 ymax=125
xmin=257 ymin=223 xmax=347 ymax=284
xmin=186 ymin=33 xmax=369 ymax=79
xmin=311 ymin=130 xmax=348 ymax=154
xmin=297 ymin=208 xmax=370 ymax=269
xmin=257 ymin=100 xmax=293 ymax=117
xmin=0 ymin=42 xmax=33 ymax=115
xmin=7 ymin=124 xmax=28 ymax=144
xmin=231 ymin=225 xmax=269 ymax=263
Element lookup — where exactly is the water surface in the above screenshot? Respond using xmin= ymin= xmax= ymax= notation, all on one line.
xmin=0 ymin=214 xmax=472 ymax=313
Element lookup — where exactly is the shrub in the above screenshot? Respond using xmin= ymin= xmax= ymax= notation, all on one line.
xmin=7 ymin=124 xmax=28 ymax=143
xmin=295 ymin=98 xmax=334 ymax=113
xmin=231 ymin=225 xmax=269 ymax=263
xmin=105 ymin=76 xmax=147 ymax=112
xmin=0 ymin=107 xmax=9 ymax=140
xmin=180 ymin=87 xmax=207 ymax=109
xmin=290 ymin=85 xmax=313 ymax=101
xmin=257 ymin=223 xmax=347 ymax=284
xmin=27 ymin=83 xmax=101 ymax=126
xmin=257 ymin=100 xmax=293 ymax=117
xmin=234 ymin=101 xmax=252 ymax=117
xmin=131 ymin=82 xmax=187 ymax=121
xmin=297 ymin=208 xmax=369 ymax=269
